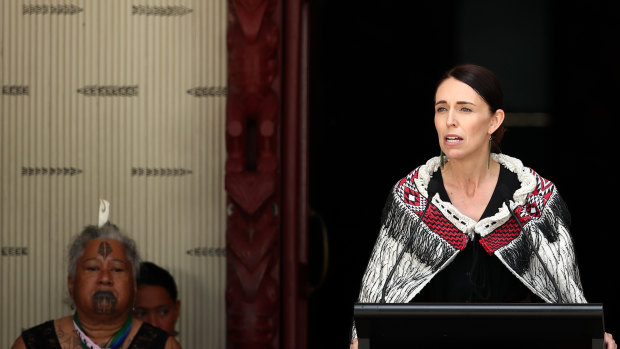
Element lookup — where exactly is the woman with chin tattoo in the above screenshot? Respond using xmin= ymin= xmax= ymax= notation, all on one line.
xmin=11 ymin=200 xmax=182 ymax=349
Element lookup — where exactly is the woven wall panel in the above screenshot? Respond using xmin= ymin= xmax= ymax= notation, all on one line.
xmin=0 ymin=1 xmax=227 ymax=347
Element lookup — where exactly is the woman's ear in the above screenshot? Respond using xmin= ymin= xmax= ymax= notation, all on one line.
xmin=174 ymin=300 xmax=181 ymax=320
xmin=68 ymin=276 xmax=74 ymax=298
xmin=489 ymin=109 xmax=505 ymax=134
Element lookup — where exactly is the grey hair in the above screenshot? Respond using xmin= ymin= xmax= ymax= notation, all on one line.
xmin=67 ymin=223 xmax=141 ymax=281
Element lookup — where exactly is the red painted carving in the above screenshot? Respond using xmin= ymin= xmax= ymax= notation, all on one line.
xmin=226 ymin=0 xmax=281 ymax=348
xmin=226 ymin=173 xmax=275 ymax=214
xmin=226 ymin=0 xmax=279 ymax=175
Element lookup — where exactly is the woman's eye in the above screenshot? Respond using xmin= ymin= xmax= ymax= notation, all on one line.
xmin=460 ymin=107 xmax=472 ymax=112
xmin=436 ymin=106 xmax=447 ymax=112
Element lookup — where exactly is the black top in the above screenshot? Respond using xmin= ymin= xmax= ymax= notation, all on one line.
xmin=21 ymin=320 xmax=170 ymax=349
xmin=415 ymin=165 xmax=542 ymax=303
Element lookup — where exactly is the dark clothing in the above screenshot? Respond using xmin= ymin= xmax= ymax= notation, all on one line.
xmin=21 ymin=320 xmax=169 ymax=349
xmin=415 ymin=165 xmax=542 ymax=303
xmin=126 ymin=322 xmax=170 ymax=348
xmin=21 ymin=321 xmax=60 ymax=349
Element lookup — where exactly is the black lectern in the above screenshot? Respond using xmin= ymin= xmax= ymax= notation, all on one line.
xmin=354 ymin=303 xmax=605 ymax=349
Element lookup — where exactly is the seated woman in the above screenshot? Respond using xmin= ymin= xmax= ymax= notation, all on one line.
xmin=11 ymin=201 xmax=181 ymax=349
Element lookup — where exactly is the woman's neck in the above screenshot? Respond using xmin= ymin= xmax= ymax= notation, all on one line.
xmin=75 ymin=310 xmax=130 ymax=343
xmin=441 ymin=157 xmax=499 ymax=196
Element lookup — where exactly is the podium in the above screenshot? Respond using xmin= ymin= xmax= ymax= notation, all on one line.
xmin=354 ymin=303 xmax=605 ymax=349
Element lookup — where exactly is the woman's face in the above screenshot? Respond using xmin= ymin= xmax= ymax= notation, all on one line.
xmin=68 ymin=239 xmax=136 ymax=319
xmin=134 ymin=285 xmax=180 ymax=335
xmin=434 ymin=77 xmax=503 ymax=163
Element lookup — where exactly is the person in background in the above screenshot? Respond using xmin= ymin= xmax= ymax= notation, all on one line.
xmin=134 ymin=262 xmax=181 ymax=337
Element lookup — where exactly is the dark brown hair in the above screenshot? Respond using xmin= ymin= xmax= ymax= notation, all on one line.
xmin=138 ymin=261 xmax=178 ymax=301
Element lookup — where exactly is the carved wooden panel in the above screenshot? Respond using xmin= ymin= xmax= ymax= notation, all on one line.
xmin=225 ymin=0 xmax=281 ymax=348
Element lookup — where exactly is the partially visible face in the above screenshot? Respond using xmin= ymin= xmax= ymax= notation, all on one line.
xmin=68 ymin=239 xmax=136 ymax=319
xmin=434 ymin=77 xmax=501 ymax=162
xmin=134 ymin=285 xmax=180 ymax=335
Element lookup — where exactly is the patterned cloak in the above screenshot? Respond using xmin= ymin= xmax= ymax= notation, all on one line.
xmin=352 ymin=154 xmax=586 ymax=338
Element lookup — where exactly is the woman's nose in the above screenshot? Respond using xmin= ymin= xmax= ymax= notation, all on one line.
xmin=446 ymin=110 xmax=457 ymax=127
xmin=98 ymin=269 xmax=112 ymax=285
xmin=146 ymin=312 xmax=158 ymax=327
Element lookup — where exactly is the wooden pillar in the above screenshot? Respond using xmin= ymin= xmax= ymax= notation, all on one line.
xmin=225 ymin=0 xmax=281 ymax=348
xmin=282 ymin=0 xmax=309 ymax=348
xmin=225 ymin=0 xmax=307 ymax=347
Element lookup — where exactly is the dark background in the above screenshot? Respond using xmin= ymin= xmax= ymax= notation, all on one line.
xmin=306 ymin=0 xmax=620 ymax=348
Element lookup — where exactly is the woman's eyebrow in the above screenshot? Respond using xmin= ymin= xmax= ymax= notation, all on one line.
xmin=435 ymin=100 xmax=476 ymax=105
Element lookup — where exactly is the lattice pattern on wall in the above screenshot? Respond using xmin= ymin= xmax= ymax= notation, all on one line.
xmin=0 ymin=1 xmax=227 ymax=348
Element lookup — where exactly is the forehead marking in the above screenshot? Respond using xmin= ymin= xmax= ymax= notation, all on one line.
xmin=97 ymin=241 xmax=113 ymax=259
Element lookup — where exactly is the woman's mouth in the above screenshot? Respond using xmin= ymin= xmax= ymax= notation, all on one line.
xmin=445 ymin=136 xmax=463 ymax=144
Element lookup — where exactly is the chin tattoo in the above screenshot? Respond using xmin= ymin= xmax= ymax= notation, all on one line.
xmin=92 ymin=290 xmax=117 ymax=314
